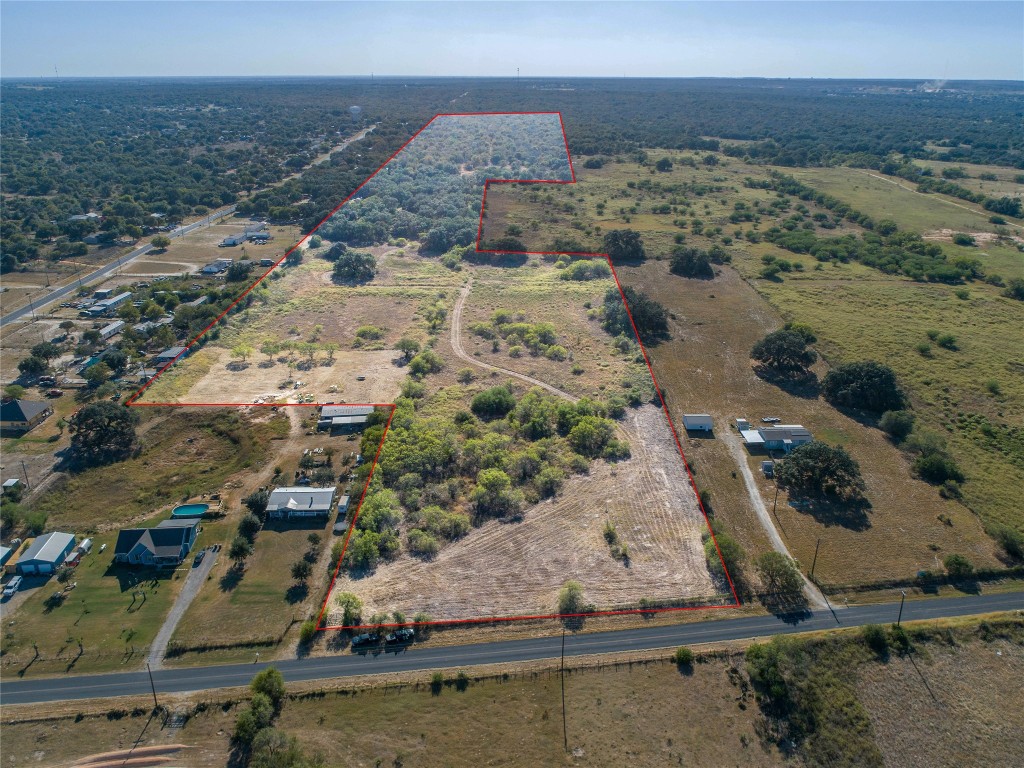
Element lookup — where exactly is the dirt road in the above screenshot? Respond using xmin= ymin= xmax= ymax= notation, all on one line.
xmin=450 ymin=277 xmax=580 ymax=403
xmin=722 ymin=427 xmax=829 ymax=610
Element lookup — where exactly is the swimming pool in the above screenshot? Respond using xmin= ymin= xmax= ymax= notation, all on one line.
xmin=171 ymin=503 xmax=209 ymax=518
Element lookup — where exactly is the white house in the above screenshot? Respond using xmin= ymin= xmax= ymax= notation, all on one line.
xmin=267 ymin=486 xmax=337 ymax=520
xmin=741 ymin=425 xmax=813 ymax=454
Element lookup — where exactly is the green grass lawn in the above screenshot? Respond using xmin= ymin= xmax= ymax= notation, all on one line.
xmin=1 ymin=528 xmax=187 ymax=676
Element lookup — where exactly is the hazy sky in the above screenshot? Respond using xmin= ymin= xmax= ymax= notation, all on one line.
xmin=2 ymin=1 xmax=1021 ymax=80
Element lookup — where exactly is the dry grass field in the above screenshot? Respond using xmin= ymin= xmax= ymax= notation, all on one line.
xmin=479 ymin=151 xmax=1019 ymax=590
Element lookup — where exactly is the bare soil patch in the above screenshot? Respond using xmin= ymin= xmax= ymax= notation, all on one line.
xmin=327 ymin=405 xmax=725 ymax=623
xmin=140 ymin=345 xmax=403 ymax=405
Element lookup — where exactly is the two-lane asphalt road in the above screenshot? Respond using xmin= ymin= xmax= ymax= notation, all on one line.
xmin=0 ymin=206 xmax=236 ymax=328
xmin=2 ymin=592 xmax=1020 ymax=706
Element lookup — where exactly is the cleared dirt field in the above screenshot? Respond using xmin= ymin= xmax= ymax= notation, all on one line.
xmin=326 ymin=405 xmax=727 ymax=624
xmin=139 ymin=344 xmax=403 ymax=405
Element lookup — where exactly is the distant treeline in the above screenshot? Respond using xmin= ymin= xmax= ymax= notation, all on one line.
xmin=2 ymin=77 xmax=1021 ymax=272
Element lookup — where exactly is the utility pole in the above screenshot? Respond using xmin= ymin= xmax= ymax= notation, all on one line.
xmin=560 ymin=629 xmax=568 ymax=752
xmin=146 ymin=662 xmax=159 ymax=709
xmin=21 ymin=460 xmax=30 ymax=488
xmin=772 ymin=482 xmax=780 ymax=517
xmin=810 ymin=538 xmax=821 ymax=578
xmin=897 ymin=589 xmax=906 ymax=627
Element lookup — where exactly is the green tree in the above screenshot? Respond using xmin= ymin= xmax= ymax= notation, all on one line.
xmin=150 ymin=234 xmax=171 ymax=249
xmin=602 ymin=285 xmax=668 ymax=343
xmin=655 ymin=157 xmax=673 ymax=172
xmin=557 ymin=579 xmax=587 ymax=614
xmin=83 ymin=361 xmax=113 ymax=387
xmin=470 ymin=386 xmax=516 ymax=420
xmin=4 ymin=384 xmax=26 ymax=399
xmin=704 ymin=528 xmax=744 ymax=580
xmin=408 ymin=349 xmax=444 ymax=378
xmin=670 ymin=246 xmax=713 ymax=278
xmin=229 ymin=535 xmax=254 ymax=566
xmin=822 ymin=361 xmax=906 ymax=413
xmin=603 ymin=229 xmax=645 ymax=262
xmin=473 ymin=468 xmax=522 ymax=517
xmin=751 ymin=330 xmax=817 ymax=375
xmin=944 ymin=554 xmax=974 ymax=580
xmin=755 ymin=552 xmax=804 ymax=597
xmin=396 ymin=337 xmax=420 ymax=361
xmin=69 ymin=401 xmax=139 ymax=466
xmin=233 ymin=691 xmax=274 ymax=744
xmin=251 ymin=666 xmax=286 ymax=707
xmin=17 ymin=356 xmax=48 ymax=378
xmin=238 ymin=512 xmax=261 ymax=540
xmin=260 ymin=340 xmax=280 ymax=363
xmin=299 ymin=620 xmax=317 ymax=644
xmin=336 ymin=591 xmax=363 ymax=625
xmin=243 ymin=489 xmax=270 ymax=519
xmin=879 ymin=410 xmax=915 ymax=441
xmin=332 ymin=250 xmax=376 ymax=283
xmin=1002 ymin=278 xmax=1024 ymax=301
xmin=231 ymin=344 xmax=254 ymax=364
xmin=30 ymin=342 xmax=61 ymax=361
xmin=775 ymin=441 xmax=864 ymax=499
xmin=673 ymin=646 xmax=695 ymax=667
xmin=567 ymin=415 xmax=615 ymax=457
xmin=290 ymin=559 xmax=312 ymax=581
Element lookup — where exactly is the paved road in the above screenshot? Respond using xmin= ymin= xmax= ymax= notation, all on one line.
xmin=147 ymin=547 xmax=220 ymax=669
xmin=2 ymin=592 xmax=1020 ymax=705
xmin=0 ymin=207 xmax=236 ymax=328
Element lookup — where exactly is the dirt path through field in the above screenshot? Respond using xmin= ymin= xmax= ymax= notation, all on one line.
xmin=854 ymin=170 xmax=1022 ymax=231
xmin=722 ymin=428 xmax=829 ymax=610
xmin=451 ymin=276 xmax=580 ymax=403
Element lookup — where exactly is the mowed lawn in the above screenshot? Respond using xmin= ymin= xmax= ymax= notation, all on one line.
xmin=1 ymin=528 xmax=187 ymax=676
xmin=166 ymin=516 xmax=333 ymax=663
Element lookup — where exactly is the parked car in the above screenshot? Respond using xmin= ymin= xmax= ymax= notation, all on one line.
xmin=3 ymin=576 xmax=24 ymax=598
xmin=351 ymin=632 xmax=381 ymax=648
xmin=385 ymin=628 xmax=415 ymax=645
xmin=193 ymin=549 xmax=206 ymax=567
xmin=46 ymin=389 xmax=64 ymax=398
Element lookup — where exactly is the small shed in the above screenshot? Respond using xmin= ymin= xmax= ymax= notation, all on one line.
xmin=3 ymin=478 xmax=21 ymax=493
xmin=16 ymin=532 xmax=76 ymax=575
xmin=0 ymin=546 xmax=12 ymax=569
xmin=736 ymin=418 xmax=751 ymax=431
xmin=761 ymin=461 xmax=775 ymax=478
xmin=682 ymin=414 xmax=713 ymax=432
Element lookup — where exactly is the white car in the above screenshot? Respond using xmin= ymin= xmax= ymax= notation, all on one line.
xmin=3 ymin=576 xmax=23 ymax=598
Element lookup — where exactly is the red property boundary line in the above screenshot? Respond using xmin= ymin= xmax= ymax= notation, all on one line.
xmin=123 ymin=112 xmax=741 ymax=630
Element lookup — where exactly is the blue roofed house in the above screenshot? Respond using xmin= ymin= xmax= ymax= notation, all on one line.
xmin=114 ymin=519 xmax=200 ymax=567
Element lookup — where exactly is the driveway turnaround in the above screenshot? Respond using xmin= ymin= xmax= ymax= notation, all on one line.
xmin=1 ymin=591 xmax=1020 ymax=706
